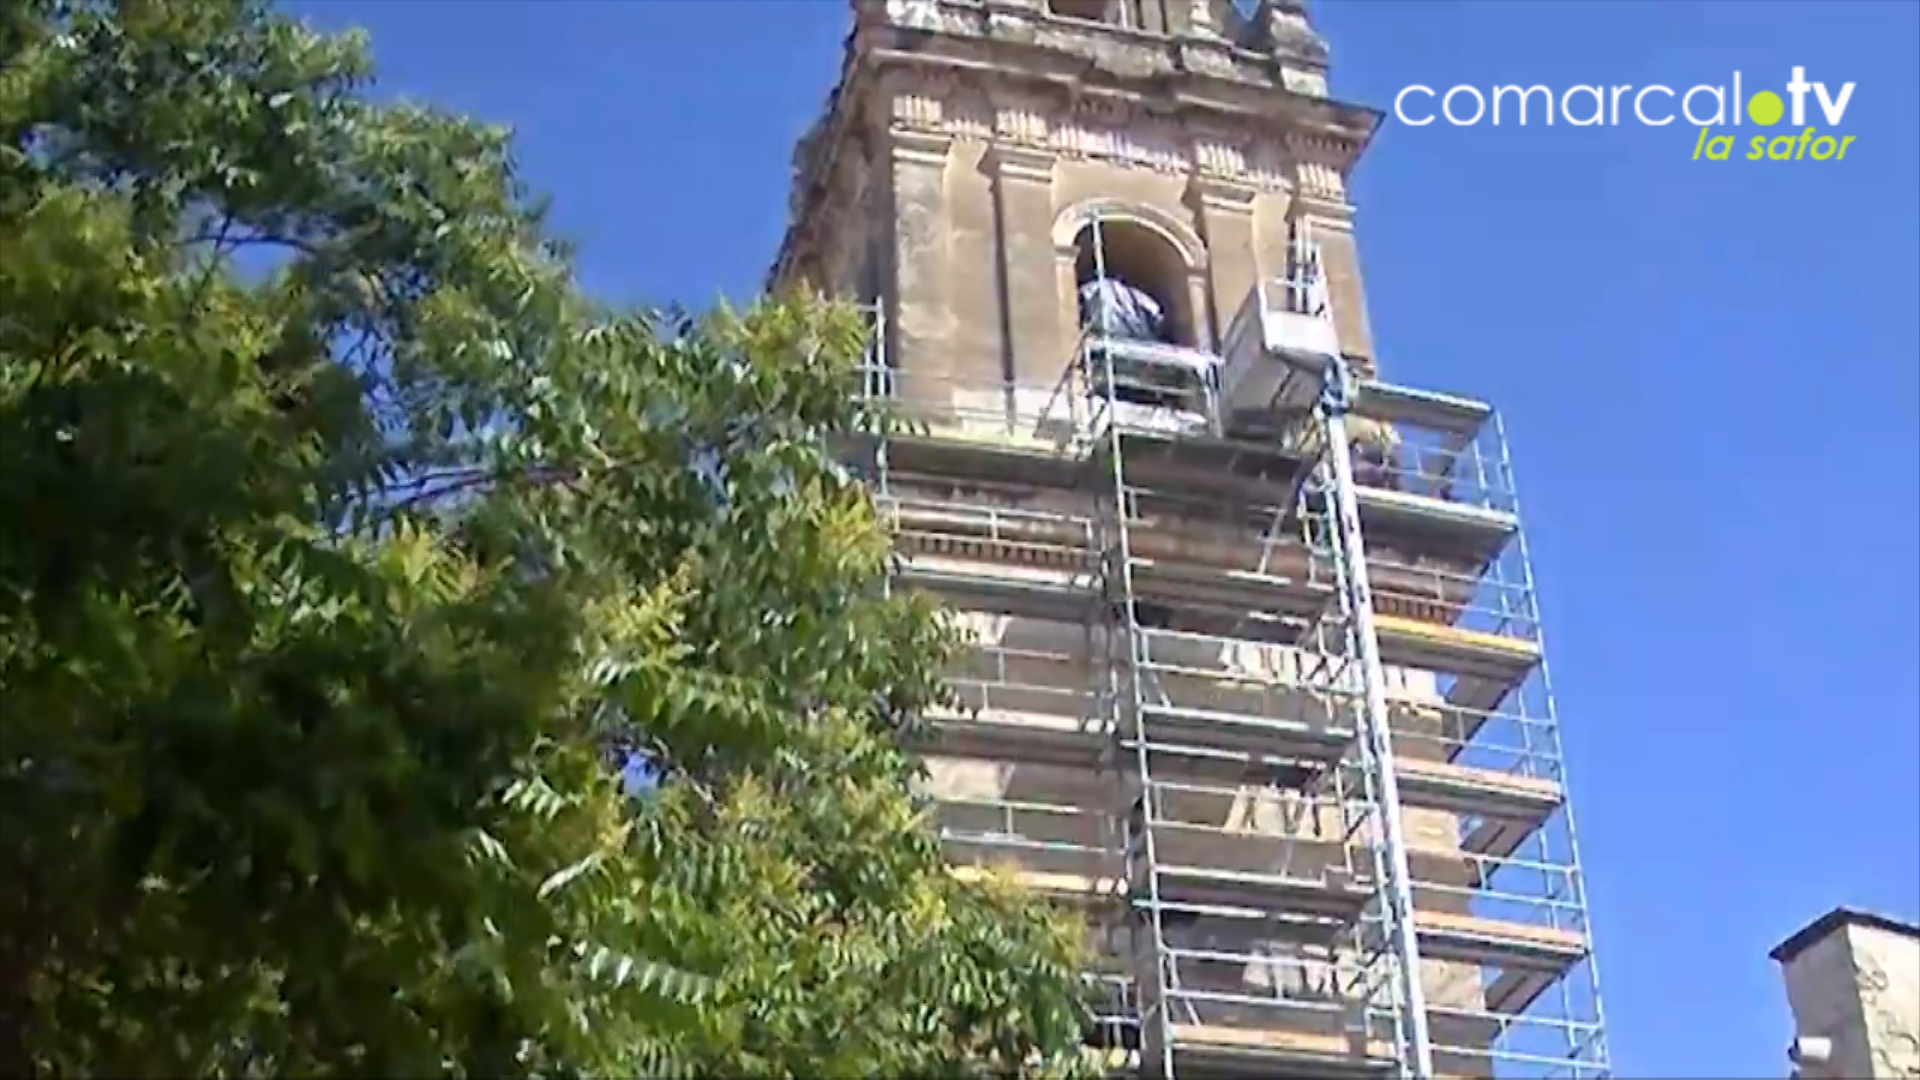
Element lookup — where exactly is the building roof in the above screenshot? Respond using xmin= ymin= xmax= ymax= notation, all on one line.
xmin=1770 ymin=906 xmax=1920 ymax=964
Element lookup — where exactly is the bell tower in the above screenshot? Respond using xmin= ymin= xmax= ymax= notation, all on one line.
xmin=773 ymin=4 xmax=1612 ymax=1080
xmin=771 ymin=0 xmax=1385 ymax=396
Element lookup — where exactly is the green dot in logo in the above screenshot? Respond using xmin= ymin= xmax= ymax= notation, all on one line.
xmin=1749 ymin=90 xmax=1785 ymax=126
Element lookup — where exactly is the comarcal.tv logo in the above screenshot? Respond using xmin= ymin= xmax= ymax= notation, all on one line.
xmin=1394 ymin=68 xmax=1859 ymax=162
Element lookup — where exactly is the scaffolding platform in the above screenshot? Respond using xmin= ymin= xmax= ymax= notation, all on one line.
xmin=1143 ymin=861 xmax=1372 ymax=922
xmin=1414 ymin=910 xmax=1590 ymax=1016
xmin=1134 ymin=702 xmax=1356 ymax=765
xmin=1393 ymin=757 xmax=1565 ymax=862
xmin=1373 ymin=613 xmax=1542 ymax=715
xmin=1165 ymin=1024 xmax=1397 ymax=1078
xmin=849 ymin=425 xmax=1086 ymax=489
xmin=922 ymin=705 xmax=1110 ymax=771
xmin=1088 ymin=428 xmax=1317 ymax=505
xmin=1128 ymin=559 xmax=1333 ymax=621
xmin=886 ymin=496 xmax=1102 ymax=619
xmin=1354 ymin=486 xmax=1518 ymax=570
xmin=1114 ymin=492 xmax=1336 ymax=624
xmin=895 ymin=554 xmax=1101 ymax=620
xmin=948 ymin=863 xmax=1130 ymax=906
xmin=1352 ymin=380 xmax=1494 ymax=448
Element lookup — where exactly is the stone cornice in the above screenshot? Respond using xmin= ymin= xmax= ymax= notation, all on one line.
xmin=865 ymin=41 xmax=1379 ymax=171
xmin=872 ymin=54 xmax=1358 ymax=196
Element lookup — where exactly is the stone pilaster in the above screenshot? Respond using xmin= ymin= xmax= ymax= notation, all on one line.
xmin=888 ymin=128 xmax=958 ymax=410
xmin=1188 ymin=174 xmax=1262 ymax=350
xmin=1290 ymin=170 xmax=1376 ymax=372
xmin=985 ymin=143 xmax=1063 ymax=388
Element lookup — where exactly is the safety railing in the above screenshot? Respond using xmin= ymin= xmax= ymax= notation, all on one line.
xmin=1040 ymin=326 xmax=1223 ymax=444
xmin=1131 ymin=622 xmax=1363 ymax=701
xmin=1365 ymin=545 xmax=1543 ymax=643
xmin=1405 ymin=849 xmax=1594 ymax=941
xmin=878 ymin=494 xmax=1097 ymax=557
xmin=1136 ymin=777 xmax=1374 ymax=882
xmin=1348 ymin=419 xmax=1517 ymax=515
xmin=1159 ymin=941 xmax=1400 ymax=1018
xmin=1426 ymin=1002 xmax=1609 ymax=1079
xmin=859 ymin=362 xmax=1084 ymax=450
xmin=1385 ymin=696 xmax=1567 ymax=785
xmin=1155 ymin=940 xmax=1403 ymax=1062
xmin=934 ymin=793 xmax=1118 ymax=880
xmin=943 ymin=636 xmax=1099 ymax=723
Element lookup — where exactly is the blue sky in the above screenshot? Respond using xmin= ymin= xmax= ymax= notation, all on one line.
xmin=286 ymin=1 xmax=1918 ymax=1074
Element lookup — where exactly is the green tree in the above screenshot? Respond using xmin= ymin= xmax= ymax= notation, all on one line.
xmin=0 ymin=2 xmax=1098 ymax=1076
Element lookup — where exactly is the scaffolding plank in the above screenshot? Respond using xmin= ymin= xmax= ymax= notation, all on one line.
xmin=1413 ymin=909 xmax=1588 ymax=971
xmin=1137 ymin=702 xmax=1357 ymax=764
xmin=1373 ymin=614 xmax=1541 ymax=682
xmin=895 ymin=555 xmax=1099 ymax=621
xmin=1145 ymin=861 xmax=1371 ymax=923
xmin=1091 ymin=428 xmax=1315 ymax=502
xmin=1167 ymin=1023 xmax=1396 ymax=1076
xmin=1129 ymin=557 xmax=1334 ymax=621
xmin=947 ymin=864 xmax=1127 ymax=902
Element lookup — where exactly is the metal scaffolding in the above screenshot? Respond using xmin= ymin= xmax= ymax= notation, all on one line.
xmin=854 ymin=215 xmax=1610 ymax=1080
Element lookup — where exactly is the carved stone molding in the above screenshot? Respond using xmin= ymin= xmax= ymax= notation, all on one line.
xmin=991 ymin=96 xmax=1052 ymax=148
xmin=891 ymin=128 xmax=956 ymax=168
xmin=890 ymin=85 xmax=945 ymax=133
xmin=1180 ymin=39 xmax=1239 ymax=79
xmin=860 ymin=34 xmax=1366 ymax=193
xmin=984 ymin=143 xmax=1057 ymax=184
xmin=1284 ymin=132 xmax=1350 ymax=204
xmin=1188 ymin=172 xmax=1261 ymax=216
xmin=1192 ymin=137 xmax=1249 ymax=181
xmin=1068 ymin=92 xmax=1136 ymax=129
xmin=1291 ymin=160 xmax=1345 ymax=202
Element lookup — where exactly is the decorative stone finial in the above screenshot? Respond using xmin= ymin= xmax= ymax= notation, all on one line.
xmin=1257 ymin=0 xmax=1329 ymax=67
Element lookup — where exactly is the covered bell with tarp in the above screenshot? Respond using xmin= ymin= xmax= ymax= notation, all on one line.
xmin=1078 ymin=277 xmax=1169 ymax=344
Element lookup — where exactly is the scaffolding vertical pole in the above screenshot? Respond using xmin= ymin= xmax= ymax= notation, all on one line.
xmin=869 ymin=306 xmax=896 ymax=605
xmin=1317 ymin=353 xmax=1436 ymax=1080
xmin=1493 ymin=411 xmax=1613 ymax=1076
xmin=1087 ymin=215 xmax=1177 ymax=1080
xmin=871 ymin=306 xmax=892 ymax=501
xmin=1315 ymin=478 xmax=1413 ymax=1072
